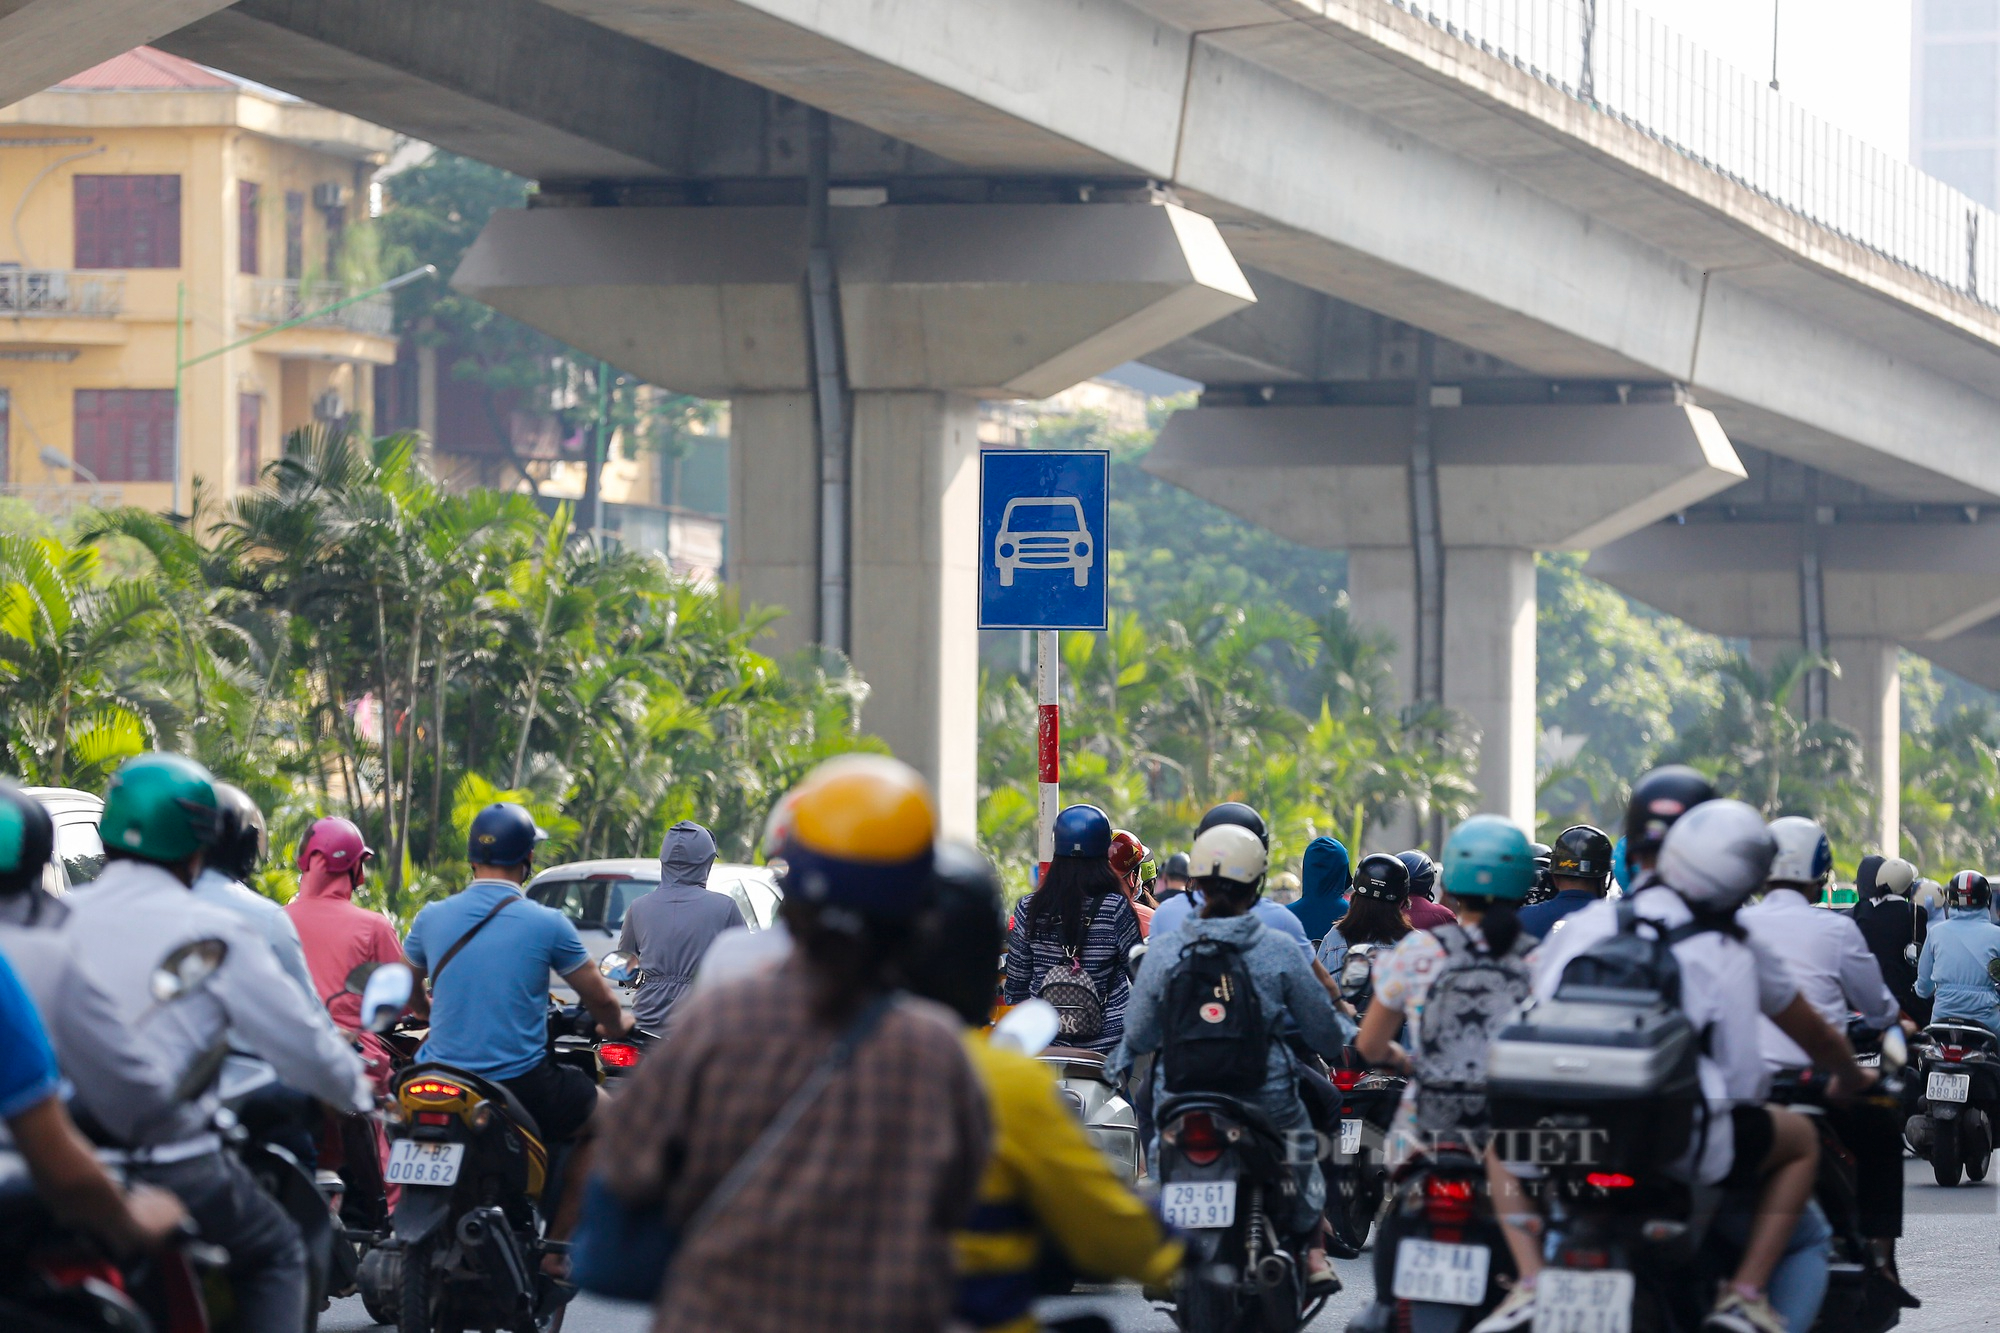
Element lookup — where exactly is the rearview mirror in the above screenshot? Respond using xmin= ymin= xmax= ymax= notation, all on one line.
xmin=1125 ymin=942 xmax=1148 ymax=982
xmin=1882 ymin=1025 xmax=1909 ymax=1075
xmin=990 ymin=998 xmax=1060 ymax=1057
xmin=152 ymin=939 xmax=229 ymax=1004
xmin=598 ymin=951 xmax=640 ymax=987
xmin=360 ymin=963 xmax=414 ymax=1035
xmin=344 ymin=962 xmax=381 ymax=996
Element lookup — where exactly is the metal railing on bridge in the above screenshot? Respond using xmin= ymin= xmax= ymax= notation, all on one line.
xmin=247 ymin=279 xmax=394 ymax=336
xmin=1390 ymin=0 xmax=2000 ymax=308
xmin=0 ymin=269 xmax=124 ymax=318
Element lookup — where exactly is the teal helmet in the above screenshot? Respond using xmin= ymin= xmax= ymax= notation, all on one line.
xmin=1439 ymin=814 xmax=1535 ymax=903
xmin=1612 ymin=835 xmax=1631 ymax=892
xmin=100 ymin=753 xmax=221 ymax=865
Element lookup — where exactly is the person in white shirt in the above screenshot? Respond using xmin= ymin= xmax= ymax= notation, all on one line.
xmin=1741 ymin=816 xmax=1906 ymax=1269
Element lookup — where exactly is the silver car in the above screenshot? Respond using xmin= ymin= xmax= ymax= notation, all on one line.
xmin=525 ymin=857 xmax=781 ymax=1003
xmin=25 ymin=787 xmax=106 ymax=895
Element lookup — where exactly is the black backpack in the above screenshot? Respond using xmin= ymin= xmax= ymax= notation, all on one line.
xmin=1554 ymin=898 xmax=1733 ymax=1004
xmin=1161 ymin=937 xmax=1268 ymax=1095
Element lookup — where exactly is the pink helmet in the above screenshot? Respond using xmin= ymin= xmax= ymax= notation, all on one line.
xmin=298 ymin=816 xmax=374 ymax=875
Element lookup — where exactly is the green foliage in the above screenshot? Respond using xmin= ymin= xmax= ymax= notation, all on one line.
xmin=0 ymin=425 xmax=881 ymax=927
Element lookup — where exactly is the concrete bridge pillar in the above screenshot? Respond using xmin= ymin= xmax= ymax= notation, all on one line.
xmin=1745 ymin=633 xmax=1901 ymax=852
xmin=1149 ymin=400 xmax=1744 ymax=832
xmin=454 ymin=200 xmax=1254 ymax=834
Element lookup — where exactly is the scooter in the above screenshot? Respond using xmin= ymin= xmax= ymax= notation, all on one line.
xmin=1327 ymin=943 xmax=1402 ymax=1255
xmin=1344 ymin=1136 xmax=1510 ymax=1333
xmin=1907 ymin=1020 xmax=2000 ymax=1186
xmin=987 ymin=998 xmax=1145 ymax=1185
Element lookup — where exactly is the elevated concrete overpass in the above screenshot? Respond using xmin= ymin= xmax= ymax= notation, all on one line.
xmin=29 ymin=0 xmax=1999 ymax=842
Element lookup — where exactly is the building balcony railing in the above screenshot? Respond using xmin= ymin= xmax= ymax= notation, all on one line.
xmin=0 ymin=483 xmax=126 ymax=517
xmin=0 ymin=269 xmax=124 ymax=318
xmin=247 ymin=279 xmax=394 ymax=337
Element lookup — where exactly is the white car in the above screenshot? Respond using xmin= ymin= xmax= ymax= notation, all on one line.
xmin=995 ymin=496 xmax=1093 ymax=587
xmin=525 ymin=857 xmax=780 ymax=1003
xmin=25 ymin=787 xmax=105 ymax=895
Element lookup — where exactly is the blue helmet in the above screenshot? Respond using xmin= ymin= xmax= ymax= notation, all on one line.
xmin=1611 ymin=835 xmax=1631 ymax=892
xmin=1440 ymin=814 xmax=1536 ymax=903
xmin=468 ymin=802 xmax=547 ymax=868
xmin=1052 ymin=804 xmax=1112 ymax=858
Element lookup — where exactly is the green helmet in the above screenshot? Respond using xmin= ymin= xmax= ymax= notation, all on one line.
xmin=100 ymin=753 xmax=221 ymax=864
xmin=1440 ymin=814 xmax=1536 ymax=903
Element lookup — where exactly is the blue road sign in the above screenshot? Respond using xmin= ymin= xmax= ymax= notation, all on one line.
xmin=978 ymin=449 xmax=1109 ymax=631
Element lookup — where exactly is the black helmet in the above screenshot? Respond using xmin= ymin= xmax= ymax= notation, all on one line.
xmin=1196 ymin=802 xmax=1268 ymax=850
xmin=1162 ymin=851 xmax=1191 ymax=880
xmin=1397 ymin=850 xmax=1437 ymax=901
xmin=210 ymin=783 xmax=268 ymax=883
xmin=467 ymin=802 xmax=547 ymax=868
xmin=0 ymin=781 xmax=53 ymax=897
xmin=1624 ymin=765 xmax=1716 ymax=854
xmin=1950 ymin=870 xmax=1991 ymax=912
xmin=1550 ymin=824 xmax=1613 ymax=890
xmin=906 ymin=841 xmax=1005 ymax=1028
xmin=1352 ymin=852 xmax=1410 ymax=903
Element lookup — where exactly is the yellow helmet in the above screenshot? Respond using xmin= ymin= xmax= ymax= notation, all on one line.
xmin=772 ymin=754 xmax=937 ymax=914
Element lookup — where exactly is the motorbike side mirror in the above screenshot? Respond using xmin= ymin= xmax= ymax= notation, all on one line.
xmin=598 ymin=951 xmax=640 ymax=987
xmin=151 ymin=938 xmax=229 ymax=1003
xmin=359 ymin=962 xmax=415 ymax=1035
xmin=1125 ymin=942 xmax=1148 ymax=982
xmin=1881 ymin=1026 xmax=1909 ymax=1074
xmin=344 ymin=961 xmax=381 ymax=995
xmin=990 ymin=997 xmax=1060 ymax=1057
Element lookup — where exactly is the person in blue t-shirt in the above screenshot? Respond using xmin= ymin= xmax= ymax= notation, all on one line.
xmin=1517 ymin=824 xmax=1614 ymax=940
xmin=0 ymin=949 xmax=187 ymax=1253
xmin=404 ymin=803 xmax=631 ymax=1277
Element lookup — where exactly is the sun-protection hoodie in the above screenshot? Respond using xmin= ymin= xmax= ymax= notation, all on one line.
xmin=1287 ymin=836 xmax=1351 ymax=943
xmin=285 ymin=864 xmax=407 ymax=1033
xmin=617 ymin=821 xmax=745 ymax=1032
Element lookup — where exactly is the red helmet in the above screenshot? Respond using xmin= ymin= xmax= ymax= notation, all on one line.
xmin=1108 ymin=829 xmax=1151 ymax=878
xmin=298 ymin=816 xmax=374 ymax=875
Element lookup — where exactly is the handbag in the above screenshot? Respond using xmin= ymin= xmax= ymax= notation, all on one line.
xmin=571 ymin=991 xmax=895 ymax=1302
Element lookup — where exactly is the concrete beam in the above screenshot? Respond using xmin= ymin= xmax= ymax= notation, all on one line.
xmin=1909 ymin=619 xmax=2000 ymax=694
xmin=1585 ymin=521 xmax=2000 ymax=644
xmin=452 ymin=202 xmax=1255 ymax=398
xmin=1144 ymin=401 xmax=1745 ymax=551
xmin=0 ymin=1 xmax=234 ymax=108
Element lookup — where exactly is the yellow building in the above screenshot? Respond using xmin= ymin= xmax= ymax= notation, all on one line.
xmin=0 ymin=47 xmax=396 ymax=514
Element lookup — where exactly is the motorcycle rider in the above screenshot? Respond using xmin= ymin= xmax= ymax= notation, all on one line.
xmin=286 ymin=815 xmax=425 ymax=1054
xmin=62 ymin=752 xmax=371 ymax=1333
xmin=1515 ymin=824 xmax=1614 ymax=939
xmin=1741 ymin=816 xmax=1906 ymax=1268
xmin=1494 ymin=799 xmax=1870 ymax=1333
xmin=909 ymin=841 xmax=1181 ymax=1332
xmin=1314 ymin=852 xmax=1413 ymax=976
xmin=1852 ymin=854 xmax=1927 ymax=1022
xmin=1113 ymin=821 xmax=1355 ymax=1293
xmin=402 ymin=801 xmax=632 ymax=1279
xmin=1914 ymin=870 xmax=2000 ymax=1037
xmin=1108 ymin=828 xmax=1156 ymax=936
xmin=191 ymin=783 xmax=316 ymax=1004
xmin=1005 ymin=804 xmax=1141 ymax=1054
xmin=0 ymin=947 xmax=188 ymax=1255
xmin=1397 ymin=849 xmax=1459 ymax=931
xmin=1289 ymin=833 xmax=1351 ymax=944
xmin=1156 ymin=851 xmax=1192 ymax=903
xmin=616 ymin=819 xmax=744 ymax=1033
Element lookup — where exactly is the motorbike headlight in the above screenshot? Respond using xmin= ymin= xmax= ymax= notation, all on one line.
xmin=1087 ymin=1125 xmax=1142 ymax=1183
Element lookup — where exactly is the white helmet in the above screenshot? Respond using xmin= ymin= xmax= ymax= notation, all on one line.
xmin=1877 ymin=857 xmax=1917 ymax=898
xmin=1188 ymin=823 xmax=1268 ymax=888
xmin=1657 ymin=798 xmax=1775 ymax=913
xmin=1766 ymin=816 xmax=1831 ymax=888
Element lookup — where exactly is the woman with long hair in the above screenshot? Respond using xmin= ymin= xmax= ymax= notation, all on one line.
xmin=1004 ymin=805 xmax=1140 ymax=1054
xmin=1314 ymin=854 xmax=1413 ymax=970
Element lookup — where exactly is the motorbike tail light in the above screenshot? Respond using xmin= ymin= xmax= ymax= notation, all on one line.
xmin=599 ymin=1042 xmax=640 ymax=1069
xmin=1941 ymin=1046 xmax=1969 ymax=1063
xmin=1331 ymin=1069 xmax=1364 ymax=1091
xmin=1585 ymin=1172 xmax=1636 ymax=1190
xmin=406 ymin=1079 xmax=466 ymax=1101
xmin=38 ymin=1257 xmax=125 ymax=1292
xmin=416 ymin=1112 xmax=454 ymax=1127
xmin=1178 ymin=1112 xmax=1225 ymax=1166
xmin=1423 ymin=1175 xmax=1477 ymax=1227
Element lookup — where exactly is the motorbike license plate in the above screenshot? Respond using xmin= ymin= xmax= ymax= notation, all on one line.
xmin=1339 ymin=1118 xmax=1364 ymax=1156
xmin=1391 ymin=1238 xmax=1490 ymax=1306
xmin=1533 ymin=1268 xmax=1634 ymax=1333
xmin=384 ymin=1140 xmax=465 ymax=1186
xmin=1929 ymin=1071 xmax=1972 ymax=1104
xmin=1161 ymin=1180 xmax=1237 ymax=1229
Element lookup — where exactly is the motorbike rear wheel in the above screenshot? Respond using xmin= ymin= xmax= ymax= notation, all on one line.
xmin=1931 ymin=1117 xmax=1964 ymax=1188
xmin=1968 ymin=1112 xmax=1993 ymax=1182
xmin=398 ymin=1236 xmax=450 ymax=1333
xmin=1178 ymin=1273 xmax=1240 ymax=1333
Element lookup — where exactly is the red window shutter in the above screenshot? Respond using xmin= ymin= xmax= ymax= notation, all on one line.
xmin=285 ymin=191 xmax=304 ymax=279
xmin=74 ymin=389 xmax=175 ymax=482
xmin=238 ymin=393 xmax=262 ymax=487
xmin=74 ymin=176 xmax=181 ymax=269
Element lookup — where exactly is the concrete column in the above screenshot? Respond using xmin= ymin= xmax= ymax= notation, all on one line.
xmin=1826 ymin=637 xmax=1900 ymax=854
xmin=849 ymin=392 xmax=980 ymax=839
xmin=727 ymin=392 xmax=818 ymax=662
xmin=1444 ymin=548 xmax=1538 ymax=827
xmin=1344 ymin=547 xmax=1416 ymax=695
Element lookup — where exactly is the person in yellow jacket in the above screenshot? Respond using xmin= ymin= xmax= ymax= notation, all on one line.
xmin=910 ymin=843 xmax=1183 ymax=1333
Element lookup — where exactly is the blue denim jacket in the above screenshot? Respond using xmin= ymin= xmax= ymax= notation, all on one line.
xmin=1916 ymin=908 xmax=2000 ymax=1034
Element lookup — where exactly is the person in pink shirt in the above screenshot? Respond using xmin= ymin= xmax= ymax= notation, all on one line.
xmin=1108 ymin=828 xmax=1156 ymax=938
xmin=1396 ymin=849 xmax=1460 ymax=931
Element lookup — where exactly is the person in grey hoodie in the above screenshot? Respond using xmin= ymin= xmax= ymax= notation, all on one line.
xmin=616 ymin=821 xmax=744 ymax=1031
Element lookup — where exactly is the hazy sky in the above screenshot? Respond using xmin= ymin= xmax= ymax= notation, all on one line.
xmin=1661 ymin=0 xmax=1913 ymax=158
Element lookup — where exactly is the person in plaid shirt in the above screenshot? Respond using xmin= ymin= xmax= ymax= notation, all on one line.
xmin=597 ymin=756 xmax=989 ymax=1333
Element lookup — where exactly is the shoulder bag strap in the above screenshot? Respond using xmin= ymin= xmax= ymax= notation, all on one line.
xmin=681 ymin=991 xmax=896 ymax=1237
xmin=428 ymin=894 xmax=519 ymax=987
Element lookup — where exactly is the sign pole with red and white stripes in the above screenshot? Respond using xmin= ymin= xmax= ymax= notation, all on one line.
xmin=1036 ymin=629 xmax=1060 ymax=883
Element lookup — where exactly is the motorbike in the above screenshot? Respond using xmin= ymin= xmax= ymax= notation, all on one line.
xmin=1344 ymin=1137 xmax=1510 ymax=1333
xmin=986 ymin=997 xmax=1144 ymax=1185
xmin=1326 ymin=943 xmax=1401 ymax=1255
xmin=1155 ymin=1092 xmax=1327 ymax=1333
xmin=382 ymin=953 xmax=641 ymax=1333
xmin=1906 ymin=1019 xmax=2000 ymax=1186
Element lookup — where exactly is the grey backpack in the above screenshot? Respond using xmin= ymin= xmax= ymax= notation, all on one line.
xmin=1033 ymin=898 xmax=1104 ymax=1042
xmin=1413 ymin=924 xmax=1533 ymax=1133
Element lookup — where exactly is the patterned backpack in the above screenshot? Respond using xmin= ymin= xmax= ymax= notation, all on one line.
xmin=1412 ymin=923 xmax=1533 ymax=1133
xmin=1033 ymin=897 xmax=1104 ymax=1042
